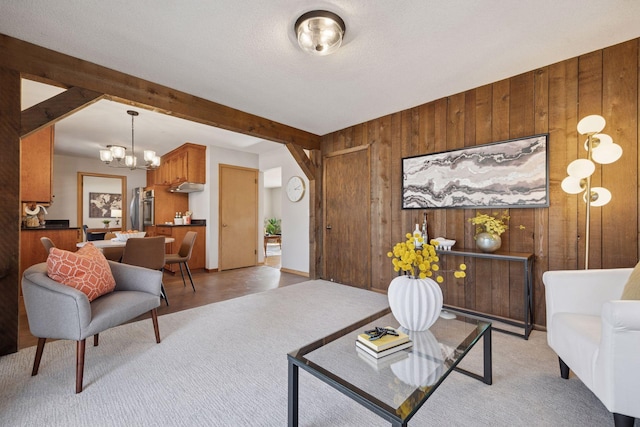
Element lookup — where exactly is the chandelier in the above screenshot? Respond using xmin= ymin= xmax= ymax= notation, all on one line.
xmin=99 ymin=110 xmax=161 ymax=170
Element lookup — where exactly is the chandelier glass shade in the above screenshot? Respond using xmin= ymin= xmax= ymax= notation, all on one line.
xmin=295 ymin=10 xmax=345 ymax=56
xmin=99 ymin=110 xmax=160 ymax=170
xmin=561 ymin=114 xmax=622 ymax=269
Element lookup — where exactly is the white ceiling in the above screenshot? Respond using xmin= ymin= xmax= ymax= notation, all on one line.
xmin=5 ymin=1 xmax=640 ymax=164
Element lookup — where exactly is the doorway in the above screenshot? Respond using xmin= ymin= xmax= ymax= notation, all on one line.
xmin=219 ymin=164 xmax=259 ymax=270
xmin=263 ymin=167 xmax=282 ymax=269
xmin=323 ymin=146 xmax=371 ymax=288
xmin=77 ymin=172 xmax=127 ymax=233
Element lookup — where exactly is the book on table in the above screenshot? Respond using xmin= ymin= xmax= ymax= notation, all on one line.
xmin=355 ymin=340 xmax=413 ymax=359
xmin=356 ymin=327 xmax=410 ymax=352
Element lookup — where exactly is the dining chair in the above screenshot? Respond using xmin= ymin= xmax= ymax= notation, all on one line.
xmin=121 ymin=236 xmax=169 ymax=305
xmin=164 ymin=231 xmax=197 ymax=292
xmin=83 ymin=224 xmax=105 ymax=242
xmin=101 ymin=232 xmax=124 ymax=262
xmin=40 ymin=237 xmax=56 ymax=254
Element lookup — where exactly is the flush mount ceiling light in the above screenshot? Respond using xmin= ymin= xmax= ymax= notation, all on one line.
xmin=295 ymin=10 xmax=345 ymax=56
xmin=99 ymin=110 xmax=161 ymax=170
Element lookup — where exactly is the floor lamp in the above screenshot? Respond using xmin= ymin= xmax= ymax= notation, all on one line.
xmin=561 ymin=115 xmax=622 ymax=269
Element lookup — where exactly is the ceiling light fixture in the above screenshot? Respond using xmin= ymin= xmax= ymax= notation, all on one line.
xmin=99 ymin=110 xmax=161 ymax=170
xmin=295 ymin=10 xmax=345 ymax=56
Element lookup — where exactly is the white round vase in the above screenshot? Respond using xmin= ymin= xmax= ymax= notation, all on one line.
xmin=387 ymin=276 xmax=443 ymax=331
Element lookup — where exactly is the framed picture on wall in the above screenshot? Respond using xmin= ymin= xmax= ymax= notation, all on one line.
xmin=89 ymin=192 xmax=122 ymax=218
xmin=402 ymin=134 xmax=549 ymax=209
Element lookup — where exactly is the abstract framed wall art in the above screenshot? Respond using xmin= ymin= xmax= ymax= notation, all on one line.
xmin=402 ymin=134 xmax=549 ymax=209
xmin=89 ymin=192 xmax=122 ymax=218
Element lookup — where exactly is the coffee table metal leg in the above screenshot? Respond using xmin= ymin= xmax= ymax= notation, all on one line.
xmin=288 ymin=360 xmax=299 ymax=427
xmin=483 ymin=325 xmax=493 ymax=385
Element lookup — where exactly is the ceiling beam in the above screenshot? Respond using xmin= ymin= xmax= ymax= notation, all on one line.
xmin=21 ymin=86 xmax=104 ymax=138
xmin=286 ymin=143 xmax=316 ymax=181
xmin=0 ymin=34 xmax=321 ymax=150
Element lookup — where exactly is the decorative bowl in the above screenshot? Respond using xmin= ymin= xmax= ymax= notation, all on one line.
xmin=114 ymin=231 xmax=146 ymax=241
xmin=433 ymin=237 xmax=456 ymax=251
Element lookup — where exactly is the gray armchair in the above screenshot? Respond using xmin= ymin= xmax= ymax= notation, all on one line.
xmin=21 ymin=261 xmax=163 ymax=393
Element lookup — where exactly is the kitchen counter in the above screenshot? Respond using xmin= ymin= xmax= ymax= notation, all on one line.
xmin=22 ymin=226 xmax=81 ymax=230
xmin=156 ymin=219 xmax=206 ymax=227
xmin=156 ymin=223 xmax=203 ymax=227
xmin=21 ymin=219 xmax=78 ymax=230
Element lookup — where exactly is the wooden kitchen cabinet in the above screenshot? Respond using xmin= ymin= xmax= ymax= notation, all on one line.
xmin=148 ymin=143 xmax=206 ymax=185
xmin=150 ymin=185 xmax=189 ymax=225
xmin=20 ymin=228 xmax=81 ymax=280
xmin=155 ymin=225 xmax=206 ymax=272
xmin=21 ymin=126 xmax=54 ymax=203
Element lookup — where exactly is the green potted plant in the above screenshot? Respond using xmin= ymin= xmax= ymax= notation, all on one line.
xmin=264 ymin=218 xmax=281 ymax=235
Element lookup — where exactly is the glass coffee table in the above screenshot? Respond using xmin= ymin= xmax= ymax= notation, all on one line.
xmin=287 ymin=308 xmax=492 ymax=427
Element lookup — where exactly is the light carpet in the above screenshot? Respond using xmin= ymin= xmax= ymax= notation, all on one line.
xmin=0 ymin=280 xmax=616 ymax=426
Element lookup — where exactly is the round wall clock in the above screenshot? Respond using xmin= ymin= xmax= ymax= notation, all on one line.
xmin=286 ymin=176 xmax=305 ymax=202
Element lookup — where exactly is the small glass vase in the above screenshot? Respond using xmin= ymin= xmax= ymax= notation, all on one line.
xmin=475 ymin=232 xmax=502 ymax=253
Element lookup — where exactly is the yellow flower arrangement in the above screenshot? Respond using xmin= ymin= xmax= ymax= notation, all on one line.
xmin=469 ymin=210 xmax=524 ymax=238
xmin=387 ymin=233 xmax=466 ymax=283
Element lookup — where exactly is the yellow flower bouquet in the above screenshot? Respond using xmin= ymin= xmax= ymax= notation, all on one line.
xmin=468 ymin=210 xmax=521 ymax=238
xmin=387 ymin=233 xmax=466 ymax=283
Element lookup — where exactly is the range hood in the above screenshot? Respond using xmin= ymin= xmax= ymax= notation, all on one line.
xmin=168 ymin=182 xmax=205 ymax=193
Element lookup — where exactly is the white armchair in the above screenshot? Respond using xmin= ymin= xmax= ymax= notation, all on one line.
xmin=543 ymin=268 xmax=640 ymax=426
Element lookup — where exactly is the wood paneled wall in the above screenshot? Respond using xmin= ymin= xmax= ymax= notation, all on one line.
xmin=321 ymin=39 xmax=639 ymax=327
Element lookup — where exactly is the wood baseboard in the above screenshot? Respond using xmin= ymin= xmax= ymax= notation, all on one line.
xmin=280 ymin=267 xmax=309 ymax=277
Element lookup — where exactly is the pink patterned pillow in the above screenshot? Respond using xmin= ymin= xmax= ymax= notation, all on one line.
xmin=46 ymin=243 xmax=116 ymax=301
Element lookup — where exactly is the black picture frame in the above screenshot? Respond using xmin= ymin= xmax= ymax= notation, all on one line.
xmin=402 ymin=134 xmax=549 ymax=209
xmin=89 ymin=192 xmax=122 ymax=218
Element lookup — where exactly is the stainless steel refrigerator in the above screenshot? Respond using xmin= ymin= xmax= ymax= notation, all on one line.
xmin=130 ymin=187 xmax=144 ymax=231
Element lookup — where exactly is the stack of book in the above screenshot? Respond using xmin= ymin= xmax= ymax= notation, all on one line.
xmin=355 ymin=327 xmax=412 ymax=359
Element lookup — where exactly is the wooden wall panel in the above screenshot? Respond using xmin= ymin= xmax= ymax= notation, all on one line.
xmin=548 ymin=58 xmax=579 ymax=273
xmin=389 ymin=112 xmax=403 ymax=271
xmin=445 ymin=93 xmax=466 ymax=307
xmin=578 ymin=51 xmax=604 ymax=269
xmin=322 ymin=38 xmax=640 ymax=327
xmin=508 ymin=72 xmax=535 ymax=321
xmin=370 ymin=117 xmax=393 ymax=291
xmin=602 ymin=40 xmax=638 ymax=268
xmin=533 ymin=67 xmax=550 ymax=320
xmin=473 ymin=85 xmax=494 ymax=315
xmin=463 ymin=90 xmax=477 ymax=310
xmin=490 ymin=79 xmax=511 ymax=319
xmin=430 ymin=99 xmax=448 ymax=242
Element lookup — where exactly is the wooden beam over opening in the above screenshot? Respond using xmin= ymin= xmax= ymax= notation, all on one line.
xmin=286 ymin=143 xmax=316 ymax=181
xmin=0 ymin=34 xmax=320 ymax=150
xmin=21 ymin=86 xmax=104 ymax=138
